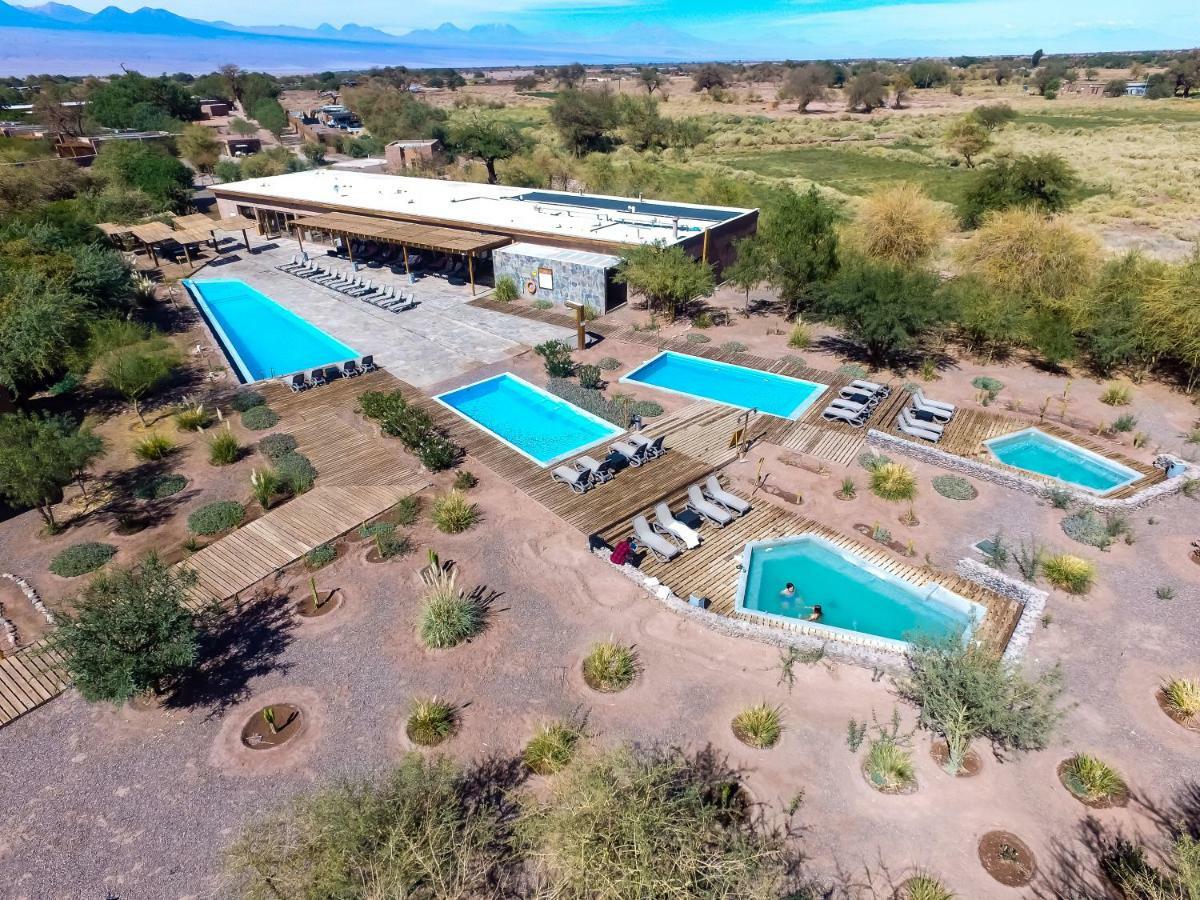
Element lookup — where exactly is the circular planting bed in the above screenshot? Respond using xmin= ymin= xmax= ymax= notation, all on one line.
xmin=296 ymin=587 xmax=342 ymax=619
xmin=1057 ymin=758 xmax=1130 ymax=809
xmin=1156 ymin=688 xmax=1200 ymax=733
xmin=978 ymin=831 xmax=1036 ymax=887
xmin=241 ymin=703 xmax=305 ymax=750
xmin=930 ymin=739 xmax=983 ymax=777
xmin=861 ymin=759 xmax=919 ymax=795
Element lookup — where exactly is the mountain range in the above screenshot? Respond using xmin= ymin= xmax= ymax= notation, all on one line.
xmin=0 ymin=2 xmax=741 ymax=75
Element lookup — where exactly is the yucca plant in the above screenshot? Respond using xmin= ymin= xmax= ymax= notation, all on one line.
xmin=731 ymin=703 xmax=783 ymax=749
xmin=419 ymin=566 xmax=484 ymax=649
xmin=133 ymin=432 xmax=176 ymax=461
xmin=1062 ymin=753 xmax=1126 ymax=802
xmin=131 ymin=273 xmax=158 ymax=305
xmin=173 ymin=401 xmax=211 ymax=432
xmin=1100 ymin=383 xmax=1132 ymax=406
xmin=582 ymin=640 xmax=638 ymax=693
xmin=262 ymin=705 xmax=279 ymax=734
xmin=208 ymin=428 xmax=241 ymax=466
xmin=865 ymin=737 xmax=916 ymax=791
xmin=250 ymin=468 xmax=281 ymax=510
xmin=871 ymin=462 xmax=918 ymax=502
xmin=431 ymin=489 xmax=478 ymax=534
xmin=787 ymin=320 xmax=811 ymax=349
xmin=523 ymin=721 xmax=583 ymax=775
xmin=1043 ymin=553 xmax=1097 ymax=594
xmin=406 ymin=697 xmax=457 ymax=746
xmin=902 ymin=873 xmax=954 ymax=900
xmin=1161 ymin=677 xmax=1200 ymax=723
xmin=839 ymin=477 xmax=857 ymax=499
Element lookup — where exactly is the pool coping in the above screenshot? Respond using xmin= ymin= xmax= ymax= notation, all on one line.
xmin=618 ymin=350 xmax=829 ymax=421
xmin=732 ymin=533 xmax=986 ymax=653
xmin=434 ymin=372 xmax=624 ymax=468
xmin=184 ymin=278 xmax=359 ymax=385
xmin=983 ymin=426 xmax=1143 ymax=497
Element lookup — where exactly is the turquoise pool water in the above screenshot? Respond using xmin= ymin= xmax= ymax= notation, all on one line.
xmin=435 ymin=373 xmax=622 ymax=467
xmin=736 ymin=535 xmax=981 ymax=647
xmin=985 ymin=427 xmax=1140 ymax=495
xmin=184 ymin=279 xmax=358 ymax=383
xmin=620 ymin=351 xmax=827 ymax=419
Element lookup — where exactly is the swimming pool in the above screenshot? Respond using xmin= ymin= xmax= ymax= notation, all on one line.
xmin=184 ymin=279 xmax=359 ymax=383
xmin=735 ymin=535 xmax=982 ymax=649
xmin=620 ymin=351 xmax=827 ymax=419
xmin=435 ymin=373 xmax=623 ymax=467
xmin=984 ymin=427 xmax=1141 ymax=495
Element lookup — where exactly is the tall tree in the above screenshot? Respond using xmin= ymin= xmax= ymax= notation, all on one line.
xmin=177 ymin=124 xmax=221 ymax=173
xmin=959 ymin=152 xmax=1079 ymax=228
xmin=723 ymin=236 xmax=771 ymax=314
xmin=554 ymin=63 xmax=586 ymax=88
xmin=943 ymin=117 xmax=991 ymax=168
xmin=548 ymin=88 xmax=619 ymax=156
xmin=638 ymin=67 xmax=665 ymax=95
xmin=0 ymin=412 xmax=83 ymax=529
xmin=615 ymin=243 xmax=715 ymax=322
xmin=219 ymin=63 xmax=245 ymax=105
xmin=97 ymin=341 xmax=180 ymax=426
xmin=844 ymin=72 xmax=888 ymax=111
xmin=776 ymin=65 xmax=829 ymax=112
xmin=759 ymin=187 xmax=840 ymax=313
xmin=691 ymin=64 xmax=728 ymax=94
xmin=447 ymin=111 xmax=526 ymax=184
xmin=1144 ymin=251 xmax=1200 ymax=390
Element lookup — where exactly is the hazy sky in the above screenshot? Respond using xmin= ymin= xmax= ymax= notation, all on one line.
xmin=39 ymin=0 xmax=1198 ymax=54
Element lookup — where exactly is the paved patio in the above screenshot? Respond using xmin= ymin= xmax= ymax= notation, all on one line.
xmin=191 ymin=238 xmax=572 ymax=387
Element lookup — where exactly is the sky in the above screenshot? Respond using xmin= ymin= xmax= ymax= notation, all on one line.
xmin=37 ymin=0 xmax=1199 ymax=56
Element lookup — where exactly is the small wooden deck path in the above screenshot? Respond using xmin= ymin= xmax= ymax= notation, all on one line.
xmin=0 ymin=639 xmax=70 ymax=726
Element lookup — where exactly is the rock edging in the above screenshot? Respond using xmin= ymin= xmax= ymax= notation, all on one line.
xmin=0 ymin=573 xmax=55 ymax=648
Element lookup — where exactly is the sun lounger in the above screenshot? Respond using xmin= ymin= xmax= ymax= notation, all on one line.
xmin=654 ymin=502 xmax=701 ymax=549
xmin=308 ymin=368 xmax=327 ymax=388
xmin=822 ymin=404 xmax=867 ymax=427
xmin=359 ymin=355 xmax=377 ymax=373
xmin=574 ymin=455 xmax=615 ymax=484
xmin=704 ymin=475 xmax=750 ymax=516
xmin=848 ymin=379 xmax=890 ymax=397
xmin=838 ymin=388 xmax=881 ymax=408
xmin=627 ymin=433 xmax=665 ymax=460
xmin=830 ymin=397 xmax=869 ymax=414
xmin=343 ymin=360 xmax=363 ymax=378
xmin=912 ymin=388 xmax=955 ymax=416
xmin=611 ymin=440 xmax=647 ymax=468
xmin=909 ymin=397 xmax=952 ymax=424
xmin=686 ymin=484 xmax=732 ymax=527
xmin=286 ymin=372 xmax=307 ymax=393
xmin=633 ymin=514 xmax=681 ymax=562
xmin=553 ymin=465 xmax=591 ymax=494
xmin=900 ymin=408 xmax=944 ymax=434
xmin=898 ymin=412 xmax=941 ymax=443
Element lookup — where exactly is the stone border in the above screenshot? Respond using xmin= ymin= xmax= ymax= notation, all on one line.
xmin=598 ymin=549 xmax=1035 ymax=672
xmin=866 ymin=429 xmax=1196 ymax=511
xmin=1 ymin=573 xmax=55 ymax=648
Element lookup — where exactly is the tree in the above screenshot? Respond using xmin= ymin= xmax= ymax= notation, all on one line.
xmin=849 ymin=183 xmax=949 ymax=266
xmin=1103 ymin=79 xmax=1128 ymax=97
xmin=0 ymin=271 xmax=81 ymax=396
xmin=897 ymin=636 xmax=1065 ymax=775
xmin=554 ymin=63 xmax=586 ymax=88
xmin=1031 ymin=48 xmax=1044 ymax=68
xmin=994 ymin=61 xmax=1014 ymax=85
xmin=970 ymin=102 xmax=1017 ymax=130
xmin=815 ymin=255 xmax=946 ymax=365
xmin=890 ymin=73 xmax=913 ymax=109
xmin=617 ymin=96 xmax=668 ymax=151
xmin=638 ymin=67 xmax=665 ymax=95
xmin=548 ymin=88 xmax=619 ymax=156
xmin=56 ymin=555 xmax=201 ymax=703
xmin=845 ymin=72 xmax=888 ymax=111
xmin=177 ymin=124 xmax=220 ymax=172
xmin=1076 ymin=251 xmax=1162 ymax=377
xmin=32 ymin=80 xmax=85 ymax=136
xmin=943 ymin=116 xmax=991 ymax=168
xmin=447 ymin=111 xmax=526 ymax=184
xmin=616 ymin=243 xmax=715 ymax=321
xmin=1143 ymin=251 xmax=1200 ymax=390
xmin=776 ymin=65 xmax=829 ymax=112
xmin=0 ymin=412 xmax=82 ymax=529
xmin=1167 ymin=51 xmax=1200 ymax=98
xmin=301 ymin=142 xmax=326 ymax=166
xmin=941 ymin=275 xmax=1026 ymax=360
xmin=91 ymin=142 xmax=193 ymax=212
xmin=1032 ymin=61 xmax=1069 ymax=96
xmin=959 ymin=152 xmax=1079 ymax=228
xmin=723 ymin=236 xmax=771 ymax=313
xmin=908 ymin=60 xmax=951 ymax=88
xmin=87 ymin=71 xmax=199 ymax=130
xmin=691 ymin=64 xmax=728 ymax=94
xmin=61 ymin=423 xmax=105 ymax=501
xmin=219 ymin=63 xmax=244 ymax=104
xmin=250 ymin=98 xmax=288 ymax=137
xmin=97 ymin=341 xmax=180 ymax=426
xmin=341 ymin=82 xmax=447 ymax=143
xmin=513 ymin=74 xmax=538 ymax=92
xmin=759 ymin=187 xmax=840 ymax=313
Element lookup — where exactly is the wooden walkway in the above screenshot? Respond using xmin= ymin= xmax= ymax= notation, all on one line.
xmin=0 ymin=640 xmax=70 ymax=726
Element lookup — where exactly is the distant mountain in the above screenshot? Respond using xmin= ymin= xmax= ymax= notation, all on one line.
xmin=25 ymin=1 xmax=88 ymax=23
xmin=85 ymin=5 xmax=232 ymax=37
xmin=0 ymin=0 xmax=61 ymax=28
xmin=401 ymin=22 xmax=528 ymax=45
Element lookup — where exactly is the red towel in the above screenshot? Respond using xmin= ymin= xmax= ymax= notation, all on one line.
xmin=610 ymin=539 xmax=632 ymax=566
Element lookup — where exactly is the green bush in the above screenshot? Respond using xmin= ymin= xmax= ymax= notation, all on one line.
xmin=871 ymin=462 xmax=917 ymax=502
xmin=229 ymin=390 xmax=265 ymax=413
xmin=420 ymin=567 xmax=484 ymax=648
xmin=416 ymin=433 xmax=460 ymax=472
xmin=306 ymin=544 xmax=336 ymax=569
xmin=865 ymin=737 xmax=916 ymax=791
xmin=133 ymin=433 xmax=176 ymax=461
xmin=188 ymin=500 xmax=245 ymax=535
xmin=207 ymin=429 xmax=241 ymax=466
xmin=858 ymin=450 xmax=891 ymax=471
xmin=582 ymin=640 xmax=638 ymax=692
xmin=392 ymin=495 xmax=421 ymax=526
xmin=632 ymin=400 xmax=663 ymax=417
xmin=901 ymin=874 xmax=954 ymax=900
xmin=523 ymin=721 xmax=583 ymax=775
xmin=50 ymin=542 xmax=117 ymax=577
xmin=693 ymin=312 xmax=714 ymax=329
xmin=173 ymin=403 xmax=212 ymax=431
xmin=1161 ymin=678 xmax=1200 ymax=723
xmin=1043 ymin=553 xmax=1097 ymax=593
xmin=406 ymin=697 xmax=457 ymax=746
xmin=686 ymin=332 xmax=711 ymax=344
xmin=534 ymin=340 xmax=575 ymax=377
xmin=971 ymin=376 xmax=1004 ymax=392
xmin=1061 ymin=509 xmax=1116 ymax=549
xmin=837 ymin=363 xmax=868 ymax=380
xmin=597 ymin=357 xmax=621 ymax=371
xmin=431 ymin=489 xmax=478 ymax=534
xmin=257 ymin=433 xmax=298 ymax=461
xmin=1062 ymin=753 xmax=1126 ymax=802
xmin=1112 ymin=413 xmax=1137 ymax=433
xmin=453 ymin=470 xmax=478 ymax=491
xmin=720 ymin=341 xmax=747 ymax=353
xmin=788 ymin=322 xmax=811 ymax=349
xmin=132 ymin=473 xmax=187 ymax=500
xmin=1100 ymin=383 xmax=1132 ymax=406
xmin=932 ymin=475 xmax=977 ymax=501
xmin=241 ymin=405 xmax=279 ymax=431
xmin=547 ymin=379 xmax=628 ymax=425
xmin=360 ymin=521 xmax=410 ymax=559
xmin=731 ymin=703 xmax=783 ymax=749
xmin=493 ymin=275 xmax=519 ymax=302
xmin=275 ymin=452 xmax=317 ymax=493
xmin=577 ymin=364 xmax=602 ymax=390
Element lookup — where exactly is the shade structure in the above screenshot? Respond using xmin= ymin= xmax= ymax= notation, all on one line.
xmin=289 ymin=211 xmax=510 ymax=256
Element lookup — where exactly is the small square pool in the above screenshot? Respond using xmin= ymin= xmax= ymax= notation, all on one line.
xmin=984 ymin=427 xmax=1141 ymax=495
xmin=435 ymin=373 xmax=623 ymax=467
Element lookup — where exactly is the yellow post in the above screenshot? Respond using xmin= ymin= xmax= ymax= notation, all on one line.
xmin=701 ymin=229 xmax=710 ymax=265
xmin=402 ymin=244 xmax=411 ymax=276
xmin=467 ymin=254 xmax=475 ymax=296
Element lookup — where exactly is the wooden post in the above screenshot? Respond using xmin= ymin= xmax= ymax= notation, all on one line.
xmin=295 ymin=228 xmax=304 ymax=254
xmin=345 ymin=232 xmax=355 ymax=267
xmin=566 ymin=301 xmax=586 ymax=350
xmin=701 ymin=229 xmax=710 ymax=266
xmin=467 ymin=254 xmax=475 ymax=296
xmin=241 ymin=228 xmax=250 ymax=251
xmin=254 ymin=208 xmax=264 ymax=235
xmin=402 ymin=244 xmax=411 ymax=277
xmin=146 ymin=241 xmax=158 ymax=266
xmin=182 ymin=242 xmax=193 ymax=268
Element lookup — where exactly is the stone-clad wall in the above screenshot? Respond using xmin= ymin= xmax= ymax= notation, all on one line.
xmin=493 ymin=247 xmax=613 ymax=314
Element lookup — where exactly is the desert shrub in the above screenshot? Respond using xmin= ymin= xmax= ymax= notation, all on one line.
xmin=229 ymin=390 xmax=265 ymax=413
xmin=187 ymin=500 xmax=244 ymax=535
xmin=1161 ymin=678 xmax=1200 ymax=723
xmin=431 ymin=489 xmax=477 ymax=534
xmin=453 ymin=470 xmax=478 ymax=491
xmin=519 ymin=745 xmax=792 ymax=898
xmin=406 ymin=697 xmax=457 ymax=746
xmin=1112 ymin=413 xmax=1137 ymax=433
xmin=901 ymin=874 xmax=954 ymax=900
xmin=632 ymin=400 xmax=663 ymax=417
xmin=50 ymin=542 xmax=117 ymax=577
xmin=871 ymin=462 xmax=917 ymax=501
xmin=839 ymin=477 xmax=857 ymax=498
xmin=865 ymin=736 xmax=916 ymax=791
xmin=493 ymin=275 xmax=519 ymax=301
xmin=240 ymin=405 xmax=279 ymax=431
xmin=535 ymin=340 xmax=575 ymax=377
xmin=250 ymin=467 xmax=282 ymax=510
xmin=731 ymin=703 xmax=783 ymax=749
xmin=837 ymin=363 xmax=868 ymax=380
xmin=257 ymin=433 xmax=298 ymax=461
xmin=577 ymin=364 xmax=602 ymax=389
xmin=1100 ymin=383 xmax=1132 ymax=406
xmin=1103 ymin=834 xmax=1200 ymax=900
xmin=360 ymin=521 xmax=410 ymax=559
xmin=720 ymin=340 xmax=747 ymax=353
xmin=223 ymin=753 xmax=513 ymax=898
xmin=534 ymin=299 xmax=554 ymax=310
xmin=693 ymin=312 xmax=714 ymax=329
xmin=932 ymin=475 xmax=977 ymax=501
xmin=582 ymin=640 xmax=638 ymax=692
xmin=417 ymin=432 xmax=461 ymax=472
xmin=1061 ymin=509 xmax=1123 ymax=549
xmin=686 ymin=332 xmax=712 ymax=344
xmin=1015 ymin=539 xmax=1045 ymax=581
xmin=857 ymin=450 xmax=891 ymax=471
xmin=133 ymin=473 xmax=187 ymax=500
xmin=523 ymin=721 xmax=583 ymax=775
xmin=546 ymin=379 xmax=628 ymax=425
xmin=1043 ymin=553 xmax=1097 ymax=593
xmin=420 ymin=566 xmax=484 ymax=649
xmin=597 ymin=356 xmax=621 ymax=370
xmin=1062 ymin=753 xmax=1126 ymax=802
xmin=173 ymin=402 xmax=211 ymax=431
xmin=306 ymin=543 xmax=336 ymax=569
xmin=207 ymin=429 xmax=241 ymax=465
xmin=275 ymin=452 xmax=317 ymax=493
xmin=392 ymin=495 xmax=421 ymax=526
xmin=971 ymin=375 xmax=1004 ymax=392
xmin=788 ymin=321 xmax=811 ymax=349
xmin=1048 ymin=487 xmax=1073 ymax=509
xmin=133 ymin=433 xmax=176 ymax=461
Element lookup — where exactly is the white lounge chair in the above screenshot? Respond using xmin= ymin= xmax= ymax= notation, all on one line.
xmin=654 ymin=502 xmax=700 ymax=549
xmin=830 ymin=397 xmax=869 ymax=414
xmin=627 ymin=433 xmax=665 ymax=460
xmin=822 ymin=405 xmax=867 ymax=427
xmin=611 ymin=441 xmax=646 ymax=468
xmin=900 ymin=408 xmax=944 ymax=434
xmin=912 ymin=388 xmax=955 ymax=419
xmin=633 ymin=514 xmax=681 ymax=562
xmin=575 ymin=455 xmax=615 ymax=484
xmin=686 ymin=484 xmax=732 ymax=527
xmin=898 ymin=413 xmax=942 ymax=443
xmin=703 ymin=476 xmax=750 ymax=516
xmin=552 ymin=465 xmax=591 ymax=494
xmin=848 ymin=379 xmax=890 ymax=397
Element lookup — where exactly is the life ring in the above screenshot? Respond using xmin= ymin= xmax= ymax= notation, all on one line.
xmin=526 ymin=280 xmax=537 ymax=294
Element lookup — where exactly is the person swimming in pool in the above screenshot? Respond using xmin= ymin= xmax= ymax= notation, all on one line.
xmin=806 ymin=604 xmax=823 ymax=622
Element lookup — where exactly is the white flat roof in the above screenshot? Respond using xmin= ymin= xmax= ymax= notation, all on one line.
xmin=212 ymin=170 xmax=753 ymax=247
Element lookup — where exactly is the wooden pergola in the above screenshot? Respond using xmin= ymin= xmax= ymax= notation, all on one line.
xmin=172 ymin=213 xmax=258 ymax=252
xmin=289 ymin=211 xmax=511 ymax=296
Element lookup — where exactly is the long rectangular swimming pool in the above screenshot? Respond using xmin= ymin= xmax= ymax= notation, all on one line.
xmin=984 ymin=427 xmax=1141 ymax=495
xmin=736 ymin=535 xmax=982 ymax=649
xmin=184 ymin=279 xmax=358 ymax=383
xmin=620 ymin=351 xmax=827 ymax=420
xmin=435 ymin=373 xmax=623 ymax=467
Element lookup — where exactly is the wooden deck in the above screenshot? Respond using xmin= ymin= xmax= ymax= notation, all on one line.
xmin=0 ymin=640 xmax=71 ymax=726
